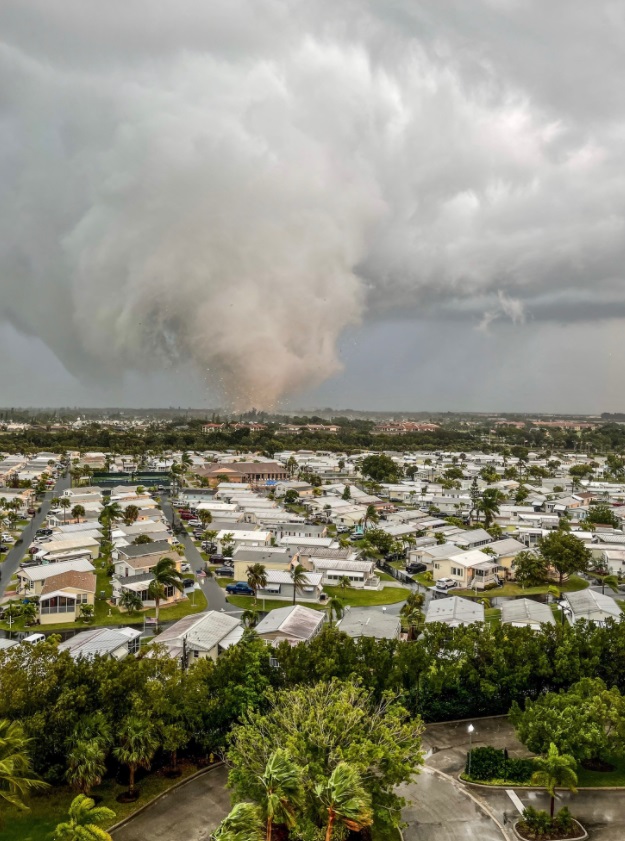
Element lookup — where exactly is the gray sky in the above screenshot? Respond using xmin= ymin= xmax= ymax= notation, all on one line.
xmin=1 ymin=1 xmax=625 ymax=413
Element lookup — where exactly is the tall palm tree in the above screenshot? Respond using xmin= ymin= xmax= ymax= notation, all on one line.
xmin=59 ymin=496 xmax=71 ymax=522
xmin=54 ymin=794 xmax=115 ymax=841
xmin=362 ymin=505 xmax=379 ymax=532
xmin=0 ymin=719 xmax=49 ymax=809
xmin=290 ymin=564 xmax=310 ymax=605
xmin=123 ymin=505 xmax=140 ymax=526
xmin=315 ymin=762 xmax=373 ymax=841
xmin=326 ymin=596 xmax=345 ymax=626
xmin=247 ymin=564 xmax=268 ymax=603
xmin=241 ymin=608 xmax=260 ymax=629
xmin=530 ymin=743 xmax=578 ymax=818
xmin=113 ymin=715 xmax=159 ymax=796
xmin=66 ymin=740 xmax=107 ymax=795
xmin=212 ymin=802 xmax=264 ymax=841
xmin=148 ymin=557 xmax=184 ymax=627
xmin=199 ymin=510 xmax=213 ymax=528
xmin=259 ymin=750 xmax=304 ymax=841
xmin=477 ymin=489 xmax=503 ymax=528
xmin=71 ymin=504 xmax=85 ymax=523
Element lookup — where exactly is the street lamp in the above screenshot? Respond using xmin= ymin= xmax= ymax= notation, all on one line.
xmin=467 ymin=724 xmax=475 ymax=777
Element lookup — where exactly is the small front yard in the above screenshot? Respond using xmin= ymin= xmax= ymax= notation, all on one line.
xmin=453 ymin=575 xmax=589 ymax=600
xmin=323 ymin=585 xmax=407 ymax=607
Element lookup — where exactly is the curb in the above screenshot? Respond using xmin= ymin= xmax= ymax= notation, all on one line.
xmin=108 ymin=762 xmax=225 ymax=834
xmin=511 ymin=818 xmax=587 ymax=841
xmin=425 ymin=713 xmax=508 ymax=728
xmin=423 ymin=765 xmax=512 ymax=841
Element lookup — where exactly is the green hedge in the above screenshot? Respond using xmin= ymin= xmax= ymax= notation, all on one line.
xmin=465 ymin=746 xmax=534 ymax=784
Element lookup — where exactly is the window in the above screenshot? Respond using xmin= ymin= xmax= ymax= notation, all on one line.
xmin=451 ymin=567 xmax=463 ymax=577
xmin=76 ymin=593 xmax=89 ymax=604
xmin=128 ymin=637 xmax=140 ymax=654
xmin=41 ymin=595 xmax=76 ymax=614
xmin=269 ymin=657 xmax=280 ymax=669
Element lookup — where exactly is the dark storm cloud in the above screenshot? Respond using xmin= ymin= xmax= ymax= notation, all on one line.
xmin=1 ymin=1 xmax=625 ymax=408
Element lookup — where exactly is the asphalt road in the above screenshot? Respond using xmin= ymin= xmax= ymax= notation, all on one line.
xmin=158 ymin=494 xmax=232 ymax=613
xmin=112 ymin=764 xmax=231 ymax=841
xmin=0 ymin=473 xmax=70 ymax=599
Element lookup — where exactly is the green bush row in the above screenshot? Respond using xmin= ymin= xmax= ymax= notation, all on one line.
xmin=465 ymin=746 xmax=535 ymax=783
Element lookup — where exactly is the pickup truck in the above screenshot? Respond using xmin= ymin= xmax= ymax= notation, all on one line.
xmin=225 ymin=582 xmax=254 ymax=596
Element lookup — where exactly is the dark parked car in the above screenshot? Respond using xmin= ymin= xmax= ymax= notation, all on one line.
xmin=406 ymin=562 xmax=427 ymax=574
xmin=386 ymin=552 xmax=406 ymax=563
xmin=36 ymin=528 xmax=53 ymax=537
xmin=182 ymin=578 xmax=196 ymax=589
xmin=20 ymin=560 xmax=42 ymax=568
xmin=225 ymin=582 xmax=254 ymax=596
xmin=210 ymin=553 xmax=225 ymax=563
xmin=0 ymin=544 xmax=8 ymax=553
xmin=214 ymin=566 xmax=234 ymax=577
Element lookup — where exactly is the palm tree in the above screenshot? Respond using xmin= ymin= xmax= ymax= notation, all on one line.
xmin=241 ymin=608 xmax=260 ymax=629
xmin=259 ymin=750 xmax=304 ymax=841
xmin=602 ymin=574 xmax=619 ymax=595
xmin=66 ymin=740 xmax=107 ymax=795
xmin=337 ymin=576 xmax=351 ymax=592
xmin=362 ymin=505 xmax=379 ymax=531
xmin=477 ymin=489 xmax=503 ymax=528
xmin=71 ymin=504 xmax=85 ymax=523
xmin=247 ymin=564 xmax=268 ymax=603
xmin=54 ymin=794 xmax=115 ymax=841
xmin=222 ymin=533 xmax=236 ymax=558
xmin=119 ymin=590 xmax=143 ymax=614
xmin=99 ymin=502 xmax=122 ymax=542
xmin=59 ymin=496 xmax=71 ymax=522
xmin=199 ymin=510 xmax=213 ymax=528
xmin=530 ymin=743 xmax=578 ymax=818
xmin=212 ymin=802 xmax=264 ymax=841
xmin=315 ymin=762 xmax=373 ymax=841
xmin=290 ymin=564 xmax=310 ymax=605
xmin=326 ymin=596 xmax=345 ymax=626
xmin=148 ymin=557 xmax=184 ymax=628
xmin=0 ymin=719 xmax=49 ymax=809
xmin=113 ymin=715 xmax=159 ymax=797
xmin=123 ymin=505 xmax=140 ymax=526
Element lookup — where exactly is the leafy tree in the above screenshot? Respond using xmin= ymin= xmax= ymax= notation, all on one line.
xmin=290 ymin=564 xmax=310 ymax=605
xmin=538 ymin=531 xmax=591 ymax=585
xmin=113 ymin=714 xmax=159 ymax=796
xmin=0 ymin=719 xmax=49 ymax=809
xmin=360 ymin=455 xmax=401 ymax=484
xmin=341 ymin=486 xmax=351 ymax=501
xmin=586 ymin=505 xmax=620 ymax=529
xmin=228 ymin=680 xmax=424 ymax=836
xmin=66 ymin=740 xmax=107 ymax=795
xmin=511 ymin=678 xmax=625 ymax=764
xmin=530 ymin=743 xmax=577 ymax=819
xmin=247 ymin=564 xmax=268 ymax=603
xmin=513 ymin=551 xmax=550 ymax=586
xmin=148 ymin=557 xmax=184 ymax=627
xmin=133 ymin=534 xmax=153 ymax=545
xmin=362 ymin=528 xmax=393 ymax=555
xmin=79 ymin=604 xmax=94 ymax=622
xmin=515 ymin=485 xmax=529 ymax=504
xmin=284 ymin=490 xmax=299 ymax=505
xmin=316 ymin=762 xmax=373 ymax=841
xmin=241 ymin=608 xmax=260 ymax=629
xmin=54 ymin=794 xmax=115 ymax=841
xmin=199 ymin=509 xmax=213 ymax=528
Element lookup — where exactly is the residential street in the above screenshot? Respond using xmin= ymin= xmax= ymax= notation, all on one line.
xmin=158 ymin=494 xmax=232 ymax=613
xmin=0 ymin=473 xmax=70 ymax=600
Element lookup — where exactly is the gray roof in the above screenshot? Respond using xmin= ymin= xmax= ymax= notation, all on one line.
xmin=488 ymin=538 xmax=527 ymax=556
xmin=454 ymin=528 xmax=492 ymax=546
xmin=118 ymin=540 xmax=172 ymax=558
xmin=58 ymin=626 xmax=140 ymax=659
xmin=425 ymin=596 xmax=485 ymax=627
xmin=565 ymin=590 xmax=622 ymax=621
xmin=501 ymin=598 xmax=555 ymax=626
xmin=0 ymin=638 xmax=18 ymax=650
xmin=233 ymin=547 xmax=294 ymax=564
xmin=338 ymin=608 xmax=401 ymax=639
xmin=256 ymin=605 xmax=325 ymax=640
xmin=155 ymin=611 xmax=241 ymax=653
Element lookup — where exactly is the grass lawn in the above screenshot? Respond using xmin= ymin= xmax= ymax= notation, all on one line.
xmin=485 ymin=607 xmax=501 ymax=628
xmin=377 ymin=571 xmax=396 ymax=582
xmin=453 ymin=575 xmax=589 ymax=600
xmin=0 ymin=762 xmax=202 ymax=841
xmin=577 ymin=756 xmax=625 ymax=787
xmin=323 ymin=585 xmax=407 ymax=607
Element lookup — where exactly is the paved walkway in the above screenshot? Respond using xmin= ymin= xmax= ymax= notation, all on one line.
xmin=112 ymin=765 xmax=230 ymax=841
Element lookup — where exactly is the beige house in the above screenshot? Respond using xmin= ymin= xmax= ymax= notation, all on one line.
xmin=432 ymin=549 xmax=502 ymax=590
xmin=17 ymin=558 xmax=95 ymax=597
xmin=152 ymin=611 xmax=243 ymax=663
xmin=232 ymin=547 xmax=296 ymax=581
xmin=39 ymin=570 xmax=96 ymax=625
xmin=114 ymin=542 xmax=182 ymax=578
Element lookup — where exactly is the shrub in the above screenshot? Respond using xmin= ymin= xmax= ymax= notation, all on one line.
xmin=465 ymin=747 xmax=534 ymax=783
xmin=518 ymin=806 xmax=575 ymax=840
